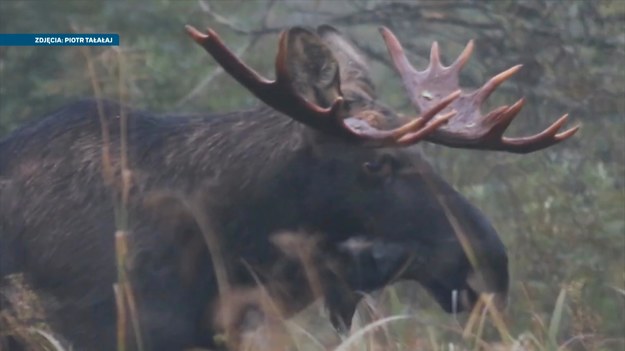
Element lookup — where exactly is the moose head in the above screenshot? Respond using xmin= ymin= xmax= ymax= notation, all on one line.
xmin=185 ymin=24 xmax=578 ymax=333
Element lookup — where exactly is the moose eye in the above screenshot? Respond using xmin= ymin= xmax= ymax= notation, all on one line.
xmin=362 ymin=156 xmax=397 ymax=178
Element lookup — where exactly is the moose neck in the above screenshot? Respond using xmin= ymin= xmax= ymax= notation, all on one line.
xmin=137 ymin=104 xmax=330 ymax=259
xmin=143 ymin=105 xmax=313 ymax=205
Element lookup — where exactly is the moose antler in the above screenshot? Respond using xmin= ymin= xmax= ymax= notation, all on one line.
xmin=379 ymin=27 xmax=579 ymax=153
xmin=186 ymin=25 xmax=459 ymax=147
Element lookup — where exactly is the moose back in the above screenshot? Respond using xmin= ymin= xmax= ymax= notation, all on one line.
xmin=0 ymin=24 xmax=577 ymax=350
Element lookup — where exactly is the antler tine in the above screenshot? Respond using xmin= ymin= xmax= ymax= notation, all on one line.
xmin=378 ymin=26 xmax=425 ymax=111
xmin=495 ymin=98 xmax=525 ymax=132
xmin=429 ymin=42 xmax=443 ymax=70
xmin=187 ymin=25 xmax=456 ymax=148
xmin=274 ymin=29 xmax=296 ymax=85
xmin=186 ymin=25 xmax=272 ymax=90
xmin=554 ymin=120 xmax=581 ymax=140
xmin=473 ymin=65 xmax=523 ymax=103
xmin=448 ymin=40 xmax=474 ymax=73
xmin=378 ymin=27 xmax=419 ymax=78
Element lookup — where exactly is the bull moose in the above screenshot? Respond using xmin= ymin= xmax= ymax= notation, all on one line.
xmin=0 ymin=23 xmax=578 ymax=350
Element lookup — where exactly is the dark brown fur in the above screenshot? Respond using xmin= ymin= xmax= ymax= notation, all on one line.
xmin=0 ymin=26 xmax=508 ymax=350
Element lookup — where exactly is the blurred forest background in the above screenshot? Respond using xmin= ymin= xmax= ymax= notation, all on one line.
xmin=0 ymin=0 xmax=623 ymax=350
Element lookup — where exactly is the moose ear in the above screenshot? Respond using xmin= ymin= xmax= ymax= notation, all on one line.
xmin=316 ymin=25 xmax=376 ymax=99
xmin=284 ymin=27 xmax=342 ymax=108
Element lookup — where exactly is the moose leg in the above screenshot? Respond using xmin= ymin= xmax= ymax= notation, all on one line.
xmin=323 ymin=273 xmax=361 ymax=334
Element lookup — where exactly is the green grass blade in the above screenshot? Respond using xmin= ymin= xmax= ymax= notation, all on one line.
xmin=548 ymin=289 xmax=567 ymax=350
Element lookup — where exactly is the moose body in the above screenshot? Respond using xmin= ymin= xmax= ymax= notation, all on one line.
xmin=0 ymin=25 xmax=577 ymax=350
